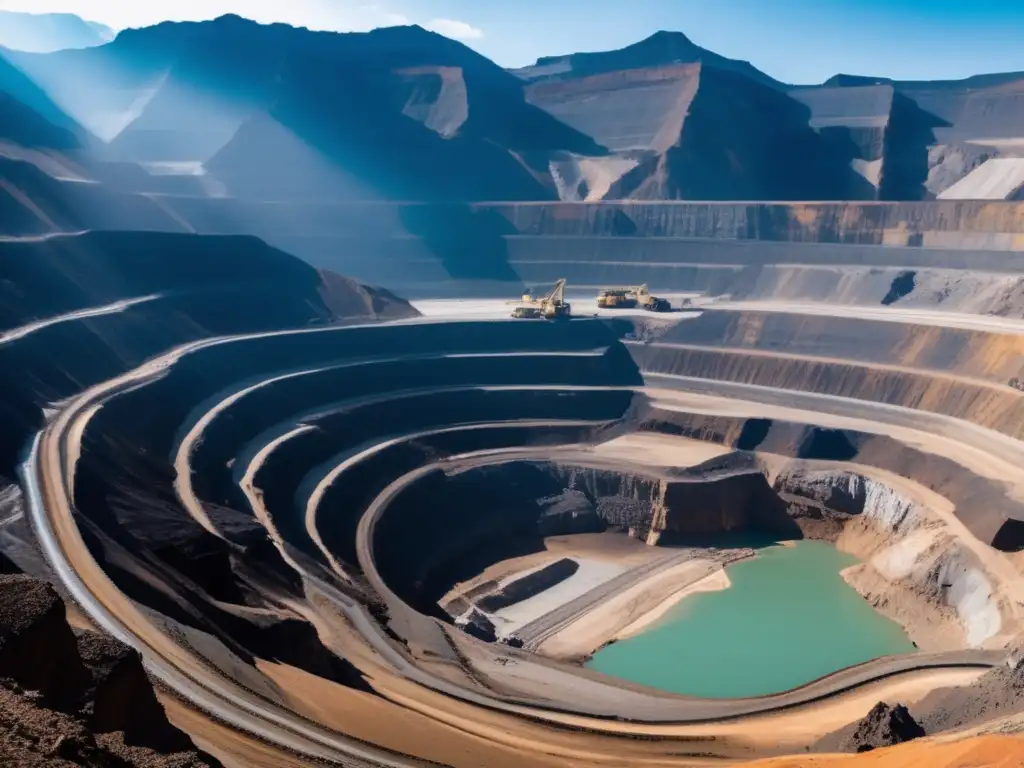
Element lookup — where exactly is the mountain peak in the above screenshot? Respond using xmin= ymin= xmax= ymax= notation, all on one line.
xmin=636 ymin=29 xmax=696 ymax=47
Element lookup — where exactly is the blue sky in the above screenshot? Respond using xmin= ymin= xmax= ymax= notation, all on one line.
xmin=3 ymin=0 xmax=1023 ymax=83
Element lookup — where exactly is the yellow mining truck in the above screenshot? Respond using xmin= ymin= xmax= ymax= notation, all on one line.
xmin=597 ymin=284 xmax=671 ymax=312
xmin=510 ymin=279 xmax=571 ymax=319
xmin=596 ymin=287 xmax=637 ymax=309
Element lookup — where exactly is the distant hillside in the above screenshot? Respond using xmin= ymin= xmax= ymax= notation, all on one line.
xmin=6 ymin=15 xmax=603 ymax=201
xmin=0 ymin=10 xmax=113 ymax=53
xmin=524 ymin=56 xmax=866 ymax=201
xmin=519 ymin=33 xmax=1024 ymax=202
xmin=3 ymin=16 xmax=1024 ymax=204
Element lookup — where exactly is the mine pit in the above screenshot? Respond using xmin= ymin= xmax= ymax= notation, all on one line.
xmin=398 ymin=455 xmax=924 ymax=699
xmin=8 ymin=228 xmax=1024 ymax=765
xmin=55 ymin=304 xmax=1016 ymax=734
xmin=5 ymin=12 xmax=1024 ymax=760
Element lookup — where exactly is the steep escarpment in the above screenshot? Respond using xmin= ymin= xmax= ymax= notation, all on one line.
xmin=789 ymin=84 xmax=892 ymax=196
xmin=777 ymin=467 xmax=1010 ymax=650
xmin=487 ymin=200 xmax=1024 ymax=243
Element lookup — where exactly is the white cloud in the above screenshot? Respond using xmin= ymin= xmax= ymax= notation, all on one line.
xmin=425 ymin=18 xmax=483 ymax=40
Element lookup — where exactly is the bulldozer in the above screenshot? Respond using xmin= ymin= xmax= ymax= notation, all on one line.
xmin=510 ymin=279 xmax=571 ymax=320
xmin=597 ymin=284 xmax=671 ymax=312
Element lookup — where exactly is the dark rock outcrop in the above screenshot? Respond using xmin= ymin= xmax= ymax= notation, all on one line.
xmin=0 ymin=678 xmax=215 ymax=767
xmin=845 ymin=702 xmax=925 ymax=752
xmin=0 ymin=576 xmax=218 ymax=766
xmin=74 ymin=630 xmax=198 ymax=753
xmin=0 ymin=575 xmax=91 ymax=712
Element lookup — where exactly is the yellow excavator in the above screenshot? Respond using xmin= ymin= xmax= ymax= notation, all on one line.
xmin=510 ymin=279 xmax=572 ymax=319
xmin=597 ymin=284 xmax=671 ymax=312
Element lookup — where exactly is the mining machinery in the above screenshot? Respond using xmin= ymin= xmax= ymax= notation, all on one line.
xmin=596 ymin=284 xmax=672 ymax=312
xmin=510 ymin=279 xmax=571 ymax=319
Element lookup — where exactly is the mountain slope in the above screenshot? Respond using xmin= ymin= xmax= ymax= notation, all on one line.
xmin=792 ymin=71 xmax=1024 ymax=200
xmin=5 ymin=18 xmax=1024 ymax=205
xmin=8 ymin=16 xmax=604 ymax=201
xmin=607 ymin=66 xmax=870 ymax=200
xmin=0 ymin=91 xmax=80 ymax=149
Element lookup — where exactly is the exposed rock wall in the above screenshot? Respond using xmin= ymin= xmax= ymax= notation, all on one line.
xmin=728 ymin=264 xmax=1024 ymax=315
xmin=657 ymin=310 xmax=1024 ymax=383
xmin=640 ymin=406 xmax=1022 ymax=548
xmin=632 ymin=343 xmax=1024 ymax=439
xmin=774 ymin=467 xmax=1007 ymax=650
xmin=486 ymin=201 xmax=1024 ymax=244
xmin=374 ymin=458 xmax=799 ymax=616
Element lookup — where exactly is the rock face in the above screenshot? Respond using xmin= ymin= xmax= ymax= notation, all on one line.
xmin=845 ymin=702 xmax=925 ymax=753
xmin=0 ymin=575 xmax=91 ymax=712
xmin=74 ymin=630 xmax=198 ymax=753
xmin=547 ymin=458 xmax=801 ymax=543
xmin=0 ymin=576 xmax=218 ymax=766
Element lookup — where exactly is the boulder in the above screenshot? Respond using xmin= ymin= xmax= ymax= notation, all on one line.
xmin=845 ymin=702 xmax=925 ymax=753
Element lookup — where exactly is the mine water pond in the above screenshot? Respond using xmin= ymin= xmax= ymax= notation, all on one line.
xmin=586 ymin=540 xmax=916 ymax=698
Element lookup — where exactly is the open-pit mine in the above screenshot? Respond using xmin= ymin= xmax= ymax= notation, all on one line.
xmin=3 ymin=209 xmax=1024 ymax=766
xmin=2 ymin=12 xmax=1024 ymax=768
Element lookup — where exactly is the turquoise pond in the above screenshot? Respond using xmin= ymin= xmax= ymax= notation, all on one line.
xmin=586 ymin=540 xmax=917 ymax=698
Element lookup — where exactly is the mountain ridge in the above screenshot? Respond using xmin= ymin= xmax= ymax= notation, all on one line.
xmin=0 ymin=10 xmax=113 ymax=53
xmin=3 ymin=15 xmax=1023 ymax=204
